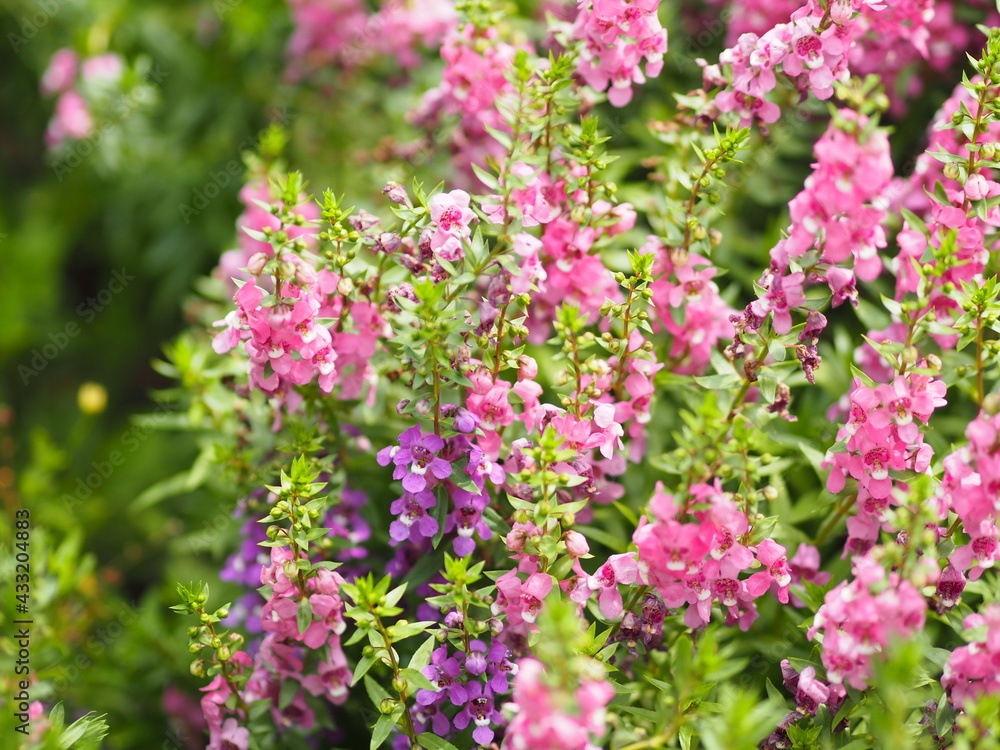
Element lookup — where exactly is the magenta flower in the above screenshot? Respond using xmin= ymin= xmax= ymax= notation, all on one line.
xmin=588 ymin=553 xmax=639 ymax=619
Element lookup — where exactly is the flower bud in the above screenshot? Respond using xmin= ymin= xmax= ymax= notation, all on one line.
xmin=564 ymin=530 xmax=590 ymax=557
xmin=984 ymin=392 xmax=1000 ymax=415
xmin=383 ymin=182 xmax=409 ymax=205
xmin=247 ymin=252 xmax=269 ymax=275
xmin=518 ymin=355 xmax=538 ymax=381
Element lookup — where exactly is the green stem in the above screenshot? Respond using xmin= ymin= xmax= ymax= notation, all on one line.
xmin=372 ymin=617 xmax=419 ymax=747
xmin=976 ymin=316 xmax=986 ymax=407
xmin=812 ymin=494 xmax=856 ymax=547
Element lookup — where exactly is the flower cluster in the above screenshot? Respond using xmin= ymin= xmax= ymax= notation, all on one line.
xmin=412 ymin=638 xmax=517 ymax=744
xmin=378 ymin=422 xmax=504 ymax=556
xmin=647 ymin=239 xmax=734 ymax=375
xmin=942 ymin=604 xmax=1000 ymax=709
xmin=504 ymin=657 xmax=614 ymax=750
xmin=213 ymin=263 xmax=386 ymax=409
xmin=770 ymin=110 xmax=893 ymax=288
xmin=284 ymin=0 xmax=455 ymax=77
xmin=252 ymin=547 xmax=352 ymax=725
xmin=570 ymin=0 xmax=668 ymax=106
xmin=411 ymin=24 xmax=520 ymax=184
xmin=807 ymin=556 xmax=927 ymax=694
xmin=634 ymin=482 xmax=793 ymax=630
xmin=702 ymin=0 xmax=974 ymax=116
xmin=824 ymin=374 xmax=946 ymax=555
xmin=40 ymin=49 xmax=125 ymax=146
xmin=934 ymin=411 xmax=1000 ymax=579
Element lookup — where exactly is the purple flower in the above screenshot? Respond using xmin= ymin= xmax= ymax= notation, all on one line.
xmin=467 ymin=447 xmax=505 ymax=486
xmin=465 ymin=640 xmax=488 ymax=675
xmin=324 ymin=485 xmax=371 ymax=560
xmin=412 ymin=700 xmax=451 ymax=738
xmin=442 ymin=404 xmax=479 ymax=434
xmin=446 ymin=488 xmax=491 ymax=557
xmin=453 ymin=681 xmax=502 ymax=745
xmin=419 ymin=646 xmax=467 ymax=706
xmin=389 ymin=490 xmax=439 ymax=543
xmin=377 ymin=426 xmax=453 ymax=492
xmin=484 ymin=640 xmax=517 ymax=693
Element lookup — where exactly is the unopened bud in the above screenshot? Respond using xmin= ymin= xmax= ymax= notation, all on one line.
xmin=984 ymin=392 xmax=1000 ymax=415
xmin=383 ymin=182 xmax=409 ymax=205
xmin=564 ymin=530 xmax=590 ymax=557
xmin=247 ymin=252 xmax=268 ymax=275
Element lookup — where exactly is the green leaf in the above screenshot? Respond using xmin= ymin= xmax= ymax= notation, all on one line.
xmin=408 ymin=635 xmax=438 ymax=673
xmin=482 ymin=505 xmax=511 ymax=536
xmin=431 ymin=487 xmax=449 ymax=550
xmin=371 ymin=706 xmax=404 ymax=750
xmin=758 ymin=368 xmax=777 ymax=404
xmin=767 ymin=338 xmax=786 ymax=363
xmin=613 ymin=500 xmax=639 ymax=527
xmin=364 ymin=674 xmax=393 ymax=707
xmin=49 ymin=702 xmax=66 ymax=734
xmin=130 ymin=471 xmax=194 ymax=511
xmin=615 ymin=704 xmax=660 ymax=722
xmin=386 ymin=620 xmax=435 ymax=641
xmin=279 ymin=677 xmax=300 ymax=710
xmin=694 ymin=373 xmax=743 ymax=390
xmin=849 ymin=364 xmax=877 ymax=388
xmin=352 ymin=651 xmax=380 ymax=687
xmin=296 ymin=595 xmax=312 ymax=635
xmin=417 ymin=733 xmax=461 ymax=750
xmin=400 ymin=667 xmax=437 ymax=692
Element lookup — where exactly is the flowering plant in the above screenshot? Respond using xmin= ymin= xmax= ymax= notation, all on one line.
xmin=17 ymin=0 xmax=1000 ymax=749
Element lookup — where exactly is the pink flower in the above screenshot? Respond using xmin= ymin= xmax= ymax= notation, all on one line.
xmin=81 ymin=53 xmax=125 ymax=82
xmin=505 ymin=658 xmax=614 ymax=750
xmin=588 ymin=553 xmax=639 ymax=619
xmin=572 ymin=0 xmax=668 ymax=107
xmin=808 ymin=557 xmax=926 ymax=690
xmin=750 ymin=269 xmax=805 ymax=335
xmin=746 ymin=539 xmax=792 ymax=603
xmin=493 ymin=571 xmax=554 ymax=626
xmin=429 ymin=189 xmax=476 ymax=249
xmin=218 ymin=718 xmax=249 ymax=750
xmin=40 ymin=49 xmax=78 ymax=96
xmin=943 ymin=605 xmax=1000 ymax=709
xmin=46 ymin=90 xmax=93 ymax=146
